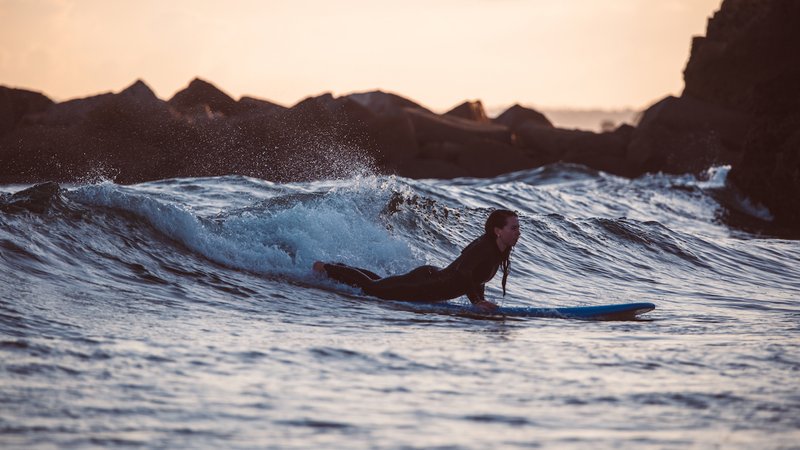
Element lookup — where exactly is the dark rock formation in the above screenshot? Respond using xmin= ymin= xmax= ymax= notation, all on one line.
xmin=0 ymin=80 xmax=197 ymax=184
xmin=85 ymin=80 xmax=178 ymax=133
xmin=0 ymin=86 xmax=54 ymax=135
xmin=683 ymin=0 xmax=800 ymax=230
xmin=289 ymin=93 xmax=375 ymax=127
xmin=404 ymin=108 xmax=512 ymax=146
xmin=0 ymin=80 xmax=632 ymax=185
xmin=168 ymin=78 xmax=241 ymax=118
xmin=32 ymin=92 xmax=114 ymax=127
xmin=237 ymin=96 xmax=286 ymax=116
xmin=369 ymin=113 xmax=420 ymax=167
xmin=516 ymin=122 xmax=636 ymax=177
xmin=729 ymin=114 xmax=800 ymax=228
xmin=453 ymin=140 xmax=541 ymax=178
xmin=497 ymin=104 xmax=638 ymax=177
xmin=494 ymin=104 xmax=553 ymax=131
xmin=445 ymin=100 xmax=490 ymax=123
xmin=627 ymin=95 xmax=750 ymax=174
xmin=683 ymin=0 xmax=790 ymax=111
xmin=347 ymin=90 xmax=431 ymax=117
xmin=0 ymin=182 xmax=60 ymax=214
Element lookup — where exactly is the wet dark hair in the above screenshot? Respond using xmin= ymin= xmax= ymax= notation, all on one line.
xmin=484 ymin=209 xmax=518 ymax=296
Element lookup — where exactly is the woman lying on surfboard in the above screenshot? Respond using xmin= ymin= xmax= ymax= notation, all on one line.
xmin=313 ymin=209 xmax=520 ymax=312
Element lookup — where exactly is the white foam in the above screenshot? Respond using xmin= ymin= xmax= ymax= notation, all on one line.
xmin=694 ymin=166 xmax=774 ymax=221
xmin=734 ymin=194 xmax=774 ymax=222
xmin=697 ymin=165 xmax=731 ymax=189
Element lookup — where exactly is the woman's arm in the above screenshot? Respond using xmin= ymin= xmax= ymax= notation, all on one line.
xmin=455 ymin=237 xmax=499 ymax=303
xmin=466 ymin=284 xmax=485 ymax=304
xmin=467 ymin=284 xmax=498 ymax=312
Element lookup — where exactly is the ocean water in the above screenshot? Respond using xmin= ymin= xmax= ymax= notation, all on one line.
xmin=1 ymin=164 xmax=798 ymax=449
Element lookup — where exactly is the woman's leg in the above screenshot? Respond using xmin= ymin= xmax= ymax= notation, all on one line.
xmin=314 ymin=262 xmax=446 ymax=302
xmin=313 ymin=262 xmax=381 ymax=289
xmin=368 ymin=266 xmax=443 ymax=301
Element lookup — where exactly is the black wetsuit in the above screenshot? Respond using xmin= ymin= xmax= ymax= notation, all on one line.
xmin=321 ymin=234 xmax=503 ymax=302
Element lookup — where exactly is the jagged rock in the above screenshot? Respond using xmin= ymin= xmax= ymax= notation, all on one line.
xmin=85 ymin=80 xmax=178 ymax=133
xmin=516 ymin=123 xmax=636 ymax=177
xmin=404 ymin=108 xmax=512 ymax=146
xmin=280 ymin=93 xmax=419 ymax=172
xmin=0 ymin=80 xmax=202 ymax=185
xmin=32 ymin=92 xmax=114 ymax=127
xmin=237 ymin=96 xmax=286 ymax=116
xmin=728 ymin=65 xmax=800 ymax=230
xmin=626 ymin=95 xmax=750 ymax=174
xmin=169 ymin=78 xmax=240 ymax=117
xmin=494 ymin=104 xmax=553 ymax=131
xmin=290 ymin=92 xmax=375 ymax=126
xmin=729 ymin=115 xmax=800 ymax=228
xmin=409 ymin=138 xmax=540 ymax=179
xmin=347 ymin=90 xmax=431 ymax=117
xmin=454 ymin=140 xmax=541 ymax=178
xmin=80 ymin=80 xmax=192 ymax=182
xmin=0 ymin=125 xmax=94 ymax=183
xmin=564 ymin=125 xmax=637 ymax=177
xmin=370 ymin=114 xmax=420 ymax=166
xmin=445 ymin=100 xmax=490 ymax=123
xmin=0 ymin=86 xmax=54 ymax=135
xmin=683 ymin=0 xmax=789 ymax=111
xmin=0 ymin=182 xmax=61 ymax=214
xmin=683 ymin=0 xmax=800 ymax=230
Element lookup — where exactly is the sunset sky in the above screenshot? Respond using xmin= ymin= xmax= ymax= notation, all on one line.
xmin=1 ymin=0 xmax=722 ymax=112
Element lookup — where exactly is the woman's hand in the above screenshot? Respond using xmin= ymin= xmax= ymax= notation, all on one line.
xmin=473 ymin=300 xmax=499 ymax=313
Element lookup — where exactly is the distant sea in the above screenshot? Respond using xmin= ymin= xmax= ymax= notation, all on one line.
xmin=1 ymin=164 xmax=798 ymax=449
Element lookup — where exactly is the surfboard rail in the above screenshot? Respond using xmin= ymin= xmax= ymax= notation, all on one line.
xmin=400 ymin=302 xmax=656 ymax=320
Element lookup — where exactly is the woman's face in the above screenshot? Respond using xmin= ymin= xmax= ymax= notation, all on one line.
xmin=495 ymin=215 xmax=520 ymax=249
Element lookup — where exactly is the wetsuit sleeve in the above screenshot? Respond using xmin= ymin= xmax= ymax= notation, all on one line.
xmin=455 ymin=238 xmax=494 ymax=304
xmin=466 ymin=283 xmax=486 ymax=304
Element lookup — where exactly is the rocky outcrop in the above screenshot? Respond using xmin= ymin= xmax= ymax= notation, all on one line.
xmin=494 ymin=104 xmax=553 ymax=131
xmin=404 ymin=108 xmax=512 ymax=146
xmin=0 ymin=86 xmax=53 ymax=135
xmin=0 ymin=182 xmax=60 ymax=214
xmin=627 ymin=95 xmax=750 ymax=174
xmin=516 ymin=122 xmax=636 ymax=177
xmin=32 ymin=92 xmax=114 ymax=127
xmin=683 ymin=0 xmax=784 ymax=111
xmin=237 ymin=96 xmax=286 ymax=116
xmin=347 ymin=90 xmax=431 ymax=117
xmin=168 ymin=78 xmax=241 ymax=118
xmin=729 ymin=113 xmax=800 ymax=229
xmin=445 ymin=100 xmax=490 ymax=123
xmin=0 ymin=80 xmax=195 ymax=184
xmin=85 ymin=80 xmax=178 ymax=132
xmin=452 ymin=140 xmax=541 ymax=178
xmin=289 ymin=93 xmax=375 ymax=127
xmin=683 ymin=0 xmax=800 ymax=230
xmin=0 ymin=79 xmax=635 ymax=184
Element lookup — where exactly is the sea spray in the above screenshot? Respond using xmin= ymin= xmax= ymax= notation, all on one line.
xmin=70 ymin=177 xmax=418 ymax=278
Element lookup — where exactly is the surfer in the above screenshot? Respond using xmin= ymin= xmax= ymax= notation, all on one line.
xmin=313 ymin=209 xmax=520 ymax=312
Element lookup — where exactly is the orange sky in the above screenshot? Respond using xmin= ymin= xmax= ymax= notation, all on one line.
xmin=0 ymin=0 xmax=722 ymax=111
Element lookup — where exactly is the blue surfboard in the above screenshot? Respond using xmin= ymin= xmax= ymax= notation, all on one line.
xmin=397 ymin=301 xmax=656 ymax=320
